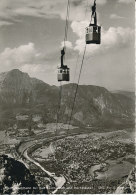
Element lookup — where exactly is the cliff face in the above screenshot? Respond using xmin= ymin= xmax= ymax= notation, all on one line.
xmin=0 ymin=155 xmax=47 ymax=194
xmin=0 ymin=69 xmax=134 ymax=128
xmin=60 ymin=84 xmax=134 ymax=126
xmin=115 ymin=167 xmax=135 ymax=194
xmin=0 ymin=69 xmax=32 ymax=104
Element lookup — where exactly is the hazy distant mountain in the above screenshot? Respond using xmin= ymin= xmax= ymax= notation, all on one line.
xmin=0 ymin=69 xmax=134 ymax=129
xmin=111 ymin=90 xmax=135 ymax=101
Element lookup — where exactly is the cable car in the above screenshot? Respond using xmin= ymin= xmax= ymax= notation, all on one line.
xmin=86 ymin=0 xmax=101 ymax=44
xmin=86 ymin=24 xmax=101 ymax=44
xmin=58 ymin=65 xmax=69 ymax=81
xmin=57 ymin=48 xmax=70 ymax=82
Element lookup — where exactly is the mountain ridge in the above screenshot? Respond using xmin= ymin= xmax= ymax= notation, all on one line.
xmin=0 ymin=69 xmax=134 ymax=129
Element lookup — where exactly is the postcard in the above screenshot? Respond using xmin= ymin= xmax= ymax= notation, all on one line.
xmin=0 ymin=0 xmax=135 ymax=194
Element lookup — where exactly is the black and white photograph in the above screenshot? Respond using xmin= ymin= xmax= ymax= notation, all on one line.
xmin=0 ymin=0 xmax=135 ymax=194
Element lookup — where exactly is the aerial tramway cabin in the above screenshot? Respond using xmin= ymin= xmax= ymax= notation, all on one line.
xmin=86 ymin=0 xmax=101 ymax=44
xmin=58 ymin=65 xmax=69 ymax=81
xmin=57 ymin=48 xmax=70 ymax=82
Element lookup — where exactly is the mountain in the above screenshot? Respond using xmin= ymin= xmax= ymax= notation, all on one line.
xmin=111 ymin=90 xmax=135 ymax=101
xmin=59 ymin=84 xmax=134 ymax=127
xmin=0 ymin=69 xmax=134 ymax=129
xmin=0 ymin=69 xmax=58 ymax=105
xmin=0 ymin=154 xmax=48 ymax=194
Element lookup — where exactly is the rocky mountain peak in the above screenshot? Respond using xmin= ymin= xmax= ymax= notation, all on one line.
xmin=0 ymin=69 xmax=30 ymax=89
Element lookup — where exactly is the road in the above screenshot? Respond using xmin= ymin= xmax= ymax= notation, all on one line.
xmin=17 ymin=132 xmax=84 ymax=193
xmin=22 ymin=142 xmax=66 ymax=194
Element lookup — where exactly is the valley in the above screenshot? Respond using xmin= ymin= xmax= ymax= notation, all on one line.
xmin=0 ymin=121 xmax=135 ymax=193
xmin=30 ymin=128 xmax=134 ymax=193
xmin=0 ymin=69 xmax=135 ymax=194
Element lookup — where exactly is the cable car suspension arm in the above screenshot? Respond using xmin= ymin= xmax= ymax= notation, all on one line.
xmin=61 ymin=48 xmax=65 ymax=68
xmin=90 ymin=0 xmax=97 ymax=25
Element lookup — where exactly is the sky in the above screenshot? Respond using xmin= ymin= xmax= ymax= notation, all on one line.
xmin=0 ymin=0 xmax=134 ymax=91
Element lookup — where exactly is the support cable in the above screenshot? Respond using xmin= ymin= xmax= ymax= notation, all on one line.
xmin=65 ymin=0 xmax=89 ymax=130
xmin=55 ymin=82 xmax=62 ymax=133
xmin=55 ymin=0 xmax=70 ymax=133
xmin=64 ymin=0 xmax=70 ymax=50
xmin=67 ymin=44 xmax=86 ymax=131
